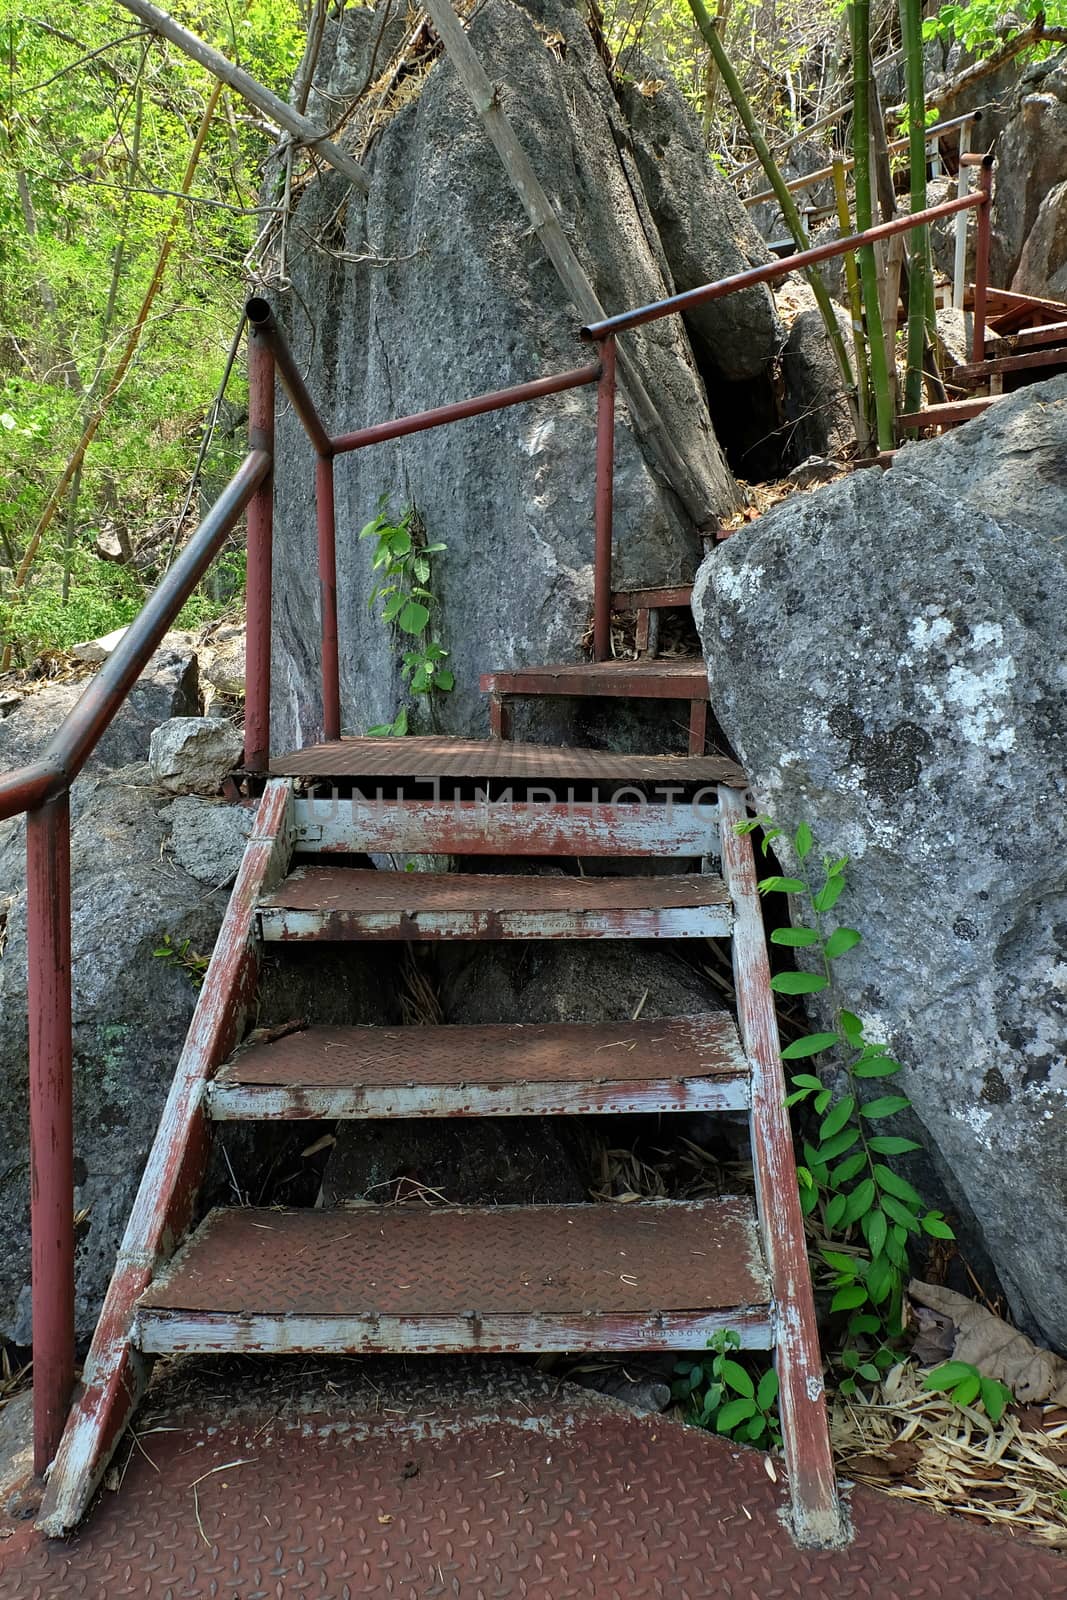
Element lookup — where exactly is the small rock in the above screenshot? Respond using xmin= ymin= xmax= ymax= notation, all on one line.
xmin=94 ymin=527 xmax=131 ymax=564
xmin=149 ymin=717 xmax=243 ymax=794
xmin=787 ymin=455 xmax=841 ymax=488
xmin=202 ymin=625 xmax=246 ymax=701
xmin=165 ymin=796 xmax=253 ymax=886
xmin=71 ymin=626 xmax=130 ymax=664
xmin=573 ymin=1367 xmax=673 ymax=1414
xmin=0 ymin=691 xmax=21 ymax=718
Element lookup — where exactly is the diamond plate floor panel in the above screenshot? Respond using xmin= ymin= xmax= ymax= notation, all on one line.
xmin=1 ymin=1361 xmax=1062 ymax=1599
xmin=269 ymin=735 xmax=746 ymax=786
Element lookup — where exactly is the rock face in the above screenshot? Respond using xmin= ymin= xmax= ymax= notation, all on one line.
xmin=692 ymin=375 xmax=1067 ymax=1350
xmin=0 ymin=772 xmax=231 ymax=1342
xmin=271 ymin=0 xmax=783 ymax=748
xmin=991 ymin=53 xmax=1067 ymax=294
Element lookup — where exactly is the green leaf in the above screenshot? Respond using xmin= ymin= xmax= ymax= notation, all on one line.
xmin=435 ymin=670 xmax=455 ymax=692
xmin=781 ymin=1033 xmax=839 ymax=1059
xmin=866 ymin=1255 xmax=896 ymax=1305
xmin=922 ymin=1212 xmax=955 ymax=1239
xmin=839 ymin=1011 xmax=865 ymax=1047
xmin=847 ymin=1313 xmax=882 ymax=1336
xmin=770 ymin=927 xmax=822 ymax=948
xmin=756 ymin=1368 xmax=779 ymax=1411
xmin=794 ymin=822 xmax=813 ymax=858
xmin=867 ymin=1135 xmax=922 ymax=1155
xmin=843 ymin=1178 xmax=877 ymax=1224
xmin=857 ymin=1363 xmax=881 ymax=1382
xmin=952 ymin=1374 xmax=981 ymax=1408
xmin=758 ymin=875 xmax=807 ymax=895
xmin=922 ymin=1362 xmax=977 ymax=1393
xmin=860 ymin=1096 xmax=912 ymax=1120
xmin=831 ymin=1284 xmax=868 ymax=1312
xmin=873 ymin=1165 xmax=922 ymax=1207
xmin=880 ymin=1194 xmax=921 ymax=1233
xmin=397 ymin=600 xmax=430 ymax=635
xmin=770 ymin=972 xmax=829 ymax=996
xmin=799 ymin=1184 xmax=819 ymax=1216
xmin=821 ymin=1249 xmax=858 ymax=1273
xmin=830 ymin=1151 xmax=867 ymax=1186
xmin=715 ymin=1397 xmax=757 ymax=1430
xmin=817 ymin=1127 xmax=861 ymax=1162
xmin=388 ymin=528 xmax=412 ymax=556
xmin=854 ymin=1056 xmax=902 ymax=1078
xmin=820 ymin=1095 xmax=855 ymax=1141
xmin=814 ymin=1089 xmax=832 ymax=1114
xmin=392 ymin=708 xmax=409 ymax=736
xmin=824 ymin=1193 xmax=847 ymax=1229
xmin=825 ymin=856 xmax=849 ymax=878
xmin=719 ymin=1360 xmax=755 ymax=1398
xmin=382 ymin=592 xmax=406 ymax=622
xmin=863 ymin=1207 xmax=888 ymax=1259
xmin=788 ymin=1073 xmax=824 ymax=1090
xmin=824 ymin=927 xmax=862 ymax=959
xmin=980 ymin=1378 xmax=1011 ymax=1424
xmin=811 ymin=875 xmax=846 ymax=913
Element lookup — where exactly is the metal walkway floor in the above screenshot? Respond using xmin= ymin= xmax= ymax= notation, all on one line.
xmin=2 ymin=1360 xmax=1063 ymax=1598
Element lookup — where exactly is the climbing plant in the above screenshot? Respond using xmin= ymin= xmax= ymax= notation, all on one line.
xmin=673 ymin=1329 xmax=782 ymax=1449
xmin=735 ymin=815 xmax=955 ymax=1394
xmin=361 ymin=497 xmax=453 ymax=736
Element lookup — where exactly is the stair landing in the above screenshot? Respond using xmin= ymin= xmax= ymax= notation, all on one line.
xmin=2 ymin=1361 xmax=1058 ymax=1597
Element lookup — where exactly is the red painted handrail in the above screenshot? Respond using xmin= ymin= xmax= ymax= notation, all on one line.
xmin=1 ymin=446 xmax=269 ymax=1472
xmin=8 ymin=159 xmax=996 ymax=1482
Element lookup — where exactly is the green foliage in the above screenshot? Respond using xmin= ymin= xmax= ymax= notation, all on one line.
xmin=0 ymin=0 xmax=302 ymax=658
xmin=360 ymin=497 xmax=453 ymax=735
xmin=922 ymin=1360 xmax=1013 ymax=1422
xmin=922 ymin=0 xmax=1067 ymax=56
xmin=673 ymin=1330 xmax=782 ymax=1450
xmin=736 ymin=815 xmax=955 ymax=1393
xmin=152 ymin=933 xmax=209 ymax=988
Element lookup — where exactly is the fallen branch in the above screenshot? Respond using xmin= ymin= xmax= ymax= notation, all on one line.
xmin=905 ymin=13 xmax=1067 ymax=114
xmin=112 ymin=0 xmax=370 ymax=193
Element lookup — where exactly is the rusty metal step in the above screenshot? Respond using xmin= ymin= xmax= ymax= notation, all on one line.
xmin=133 ymin=1199 xmax=772 ymax=1355
xmin=257 ymin=865 xmax=733 ymax=941
xmin=269 ymin=734 xmax=745 ymax=787
xmin=480 ymin=659 xmax=709 ymax=701
xmin=207 ymin=1013 xmax=750 ymax=1120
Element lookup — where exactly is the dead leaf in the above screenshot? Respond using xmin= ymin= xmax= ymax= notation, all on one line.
xmin=910 ymin=1281 xmax=1067 ymax=1404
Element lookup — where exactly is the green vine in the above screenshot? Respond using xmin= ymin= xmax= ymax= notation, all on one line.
xmin=360 ymin=497 xmax=453 ymax=736
xmin=673 ymin=1330 xmax=782 ymax=1450
xmin=735 ymin=815 xmax=955 ymax=1395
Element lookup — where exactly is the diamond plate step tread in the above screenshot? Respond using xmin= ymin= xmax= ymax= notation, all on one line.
xmin=134 ymin=1199 xmax=771 ymax=1355
xmin=257 ymin=865 xmax=733 ymax=941
xmin=269 ymin=733 xmax=746 ymax=786
xmin=5 ymin=1364 xmax=1064 ymax=1598
xmin=209 ymin=1013 xmax=751 ymax=1119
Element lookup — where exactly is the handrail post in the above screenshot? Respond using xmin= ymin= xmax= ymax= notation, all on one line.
xmin=593 ymin=335 xmax=616 ymax=663
xmin=245 ymin=321 xmax=275 ymax=772
xmin=952 ymin=118 xmax=972 ymax=312
xmin=316 ymin=455 xmax=341 ymax=742
xmin=27 ymin=794 xmax=74 ymax=1474
xmin=971 ymin=157 xmax=994 ymax=364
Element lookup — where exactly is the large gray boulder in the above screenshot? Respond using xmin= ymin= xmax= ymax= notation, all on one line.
xmin=991 ymin=53 xmax=1067 ymax=293
xmin=692 ymin=375 xmax=1067 ymax=1350
xmin=270 ymin=0 xmax=783 ymax=749
xmin=0 ymin=772 xmax=230 ymax=1342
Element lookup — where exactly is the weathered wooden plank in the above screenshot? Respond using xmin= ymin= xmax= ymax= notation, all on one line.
xmin=38 ymin=780 xmax=294 ymax=1538
xmin=717 ymin=785 xmax=841 ymax=1546
xmin=293 ymin=797 xmax=719 ymax=857
xmin=946 ymin=342 xmax=1067 ymax=383
xmin=208 ymin=1075 xmax=749 ymax=1120
xmin=134 ymin=1306 xmax=774 ymax=1355
xmin=259 ymin=904 xmax=732 ymax=941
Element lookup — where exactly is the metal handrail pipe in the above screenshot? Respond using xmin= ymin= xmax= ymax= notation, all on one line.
xmin=0 ymin=449 xmax=270 ymax=822
xmin=742 ymin=110 xmax=983 ymax=207
xmin=246 ymin=299 xmax=333 ymax=458
xmin=331 ymin=363 xmax=601 ymax=453
xmin=582 ymin=184 xmax=989 ymax=341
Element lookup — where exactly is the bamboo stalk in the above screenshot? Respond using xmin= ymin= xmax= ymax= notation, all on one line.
xmin=849 ymin=1 xmax=894 ymax=449
xmin=831 ymin=159 xmax=871 ymax=453
xmin=112 ymin=0 xmax=370 ymax=192
xmin=899 ymin=0 xmax=929 ymax=414
xmin=685 ymin=0 xmax=859 ymax=435
xmin=422 ymin=0 xmax=720 ymax=528
xmin=1 ymin=82 xmax=224 ymax=666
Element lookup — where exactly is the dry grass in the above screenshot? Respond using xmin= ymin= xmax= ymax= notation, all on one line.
xmin=832 ymin=1361 xmax=1067 ymax=1547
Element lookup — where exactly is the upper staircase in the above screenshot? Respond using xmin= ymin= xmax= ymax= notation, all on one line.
xmin=38 ymin=735 xmax=841 ymax=1545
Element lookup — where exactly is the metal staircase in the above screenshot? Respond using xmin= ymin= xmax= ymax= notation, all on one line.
xmin=38 ymin=739 xmax=839 ymax=1542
